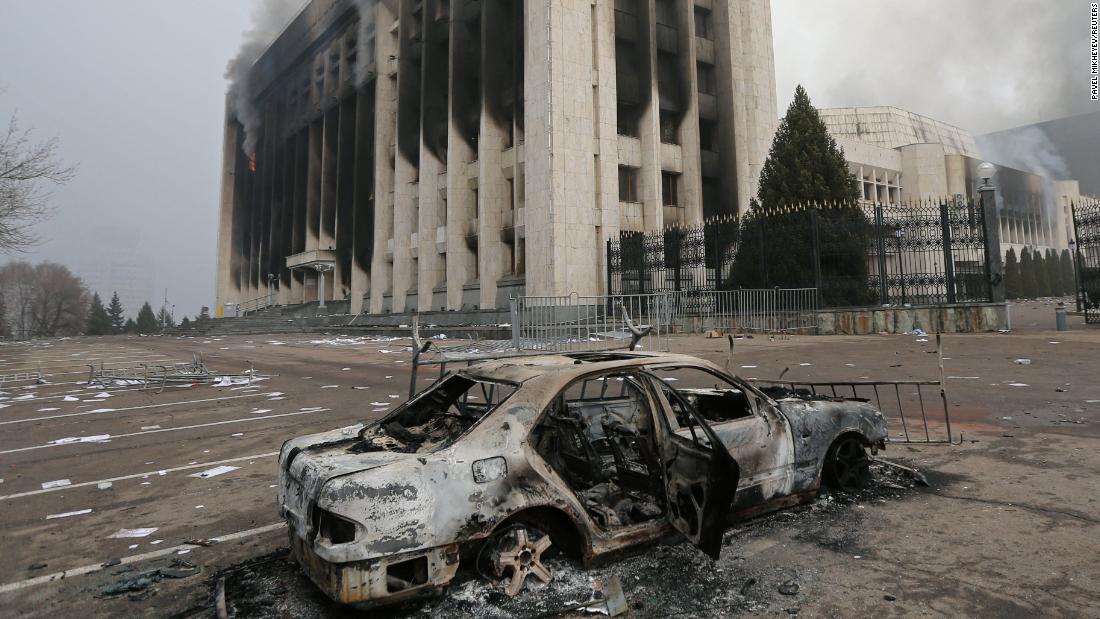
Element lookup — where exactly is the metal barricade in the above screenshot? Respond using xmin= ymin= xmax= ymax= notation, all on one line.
xmin=665 ymin=288 xmax=819 ymax=336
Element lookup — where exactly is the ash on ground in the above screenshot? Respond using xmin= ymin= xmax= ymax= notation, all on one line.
xmin=215 ymin=461 xmax=925 ymax=618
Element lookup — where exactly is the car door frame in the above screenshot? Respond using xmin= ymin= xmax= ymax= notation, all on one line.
xmin=640 ymin=371 xmax=740 ymax=560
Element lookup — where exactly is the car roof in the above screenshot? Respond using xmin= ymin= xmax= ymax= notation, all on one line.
xmin=458 ymin=351 xmax=720 ymax=385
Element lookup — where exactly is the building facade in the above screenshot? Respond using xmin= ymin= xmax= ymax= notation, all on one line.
xmin=215 ymin=0 xmax=778 ymax=315
xmin=821 ymin=106 xmax=1083 ymax=258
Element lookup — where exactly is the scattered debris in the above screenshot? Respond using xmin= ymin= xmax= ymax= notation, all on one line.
xmin=41 ymin=479 xmax=71 ymax=490
xmin=189 ymin=465 xmax=240 ymax=479
xmin=778 ymin=580 xmax=800 ymax=596
xmin=1014 ymin=359 xmax=1032 ymax=365
xmin=95 ymin=558 xmax=200 ymax=600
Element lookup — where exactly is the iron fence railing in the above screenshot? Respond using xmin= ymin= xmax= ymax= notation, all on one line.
xmin=607 ymin=199 xmax=994 ymax=308
xmin=1071 ymin=200 xmax=1100 ymax=324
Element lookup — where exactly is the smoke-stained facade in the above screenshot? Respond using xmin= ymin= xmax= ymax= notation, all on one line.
xmin=216 ymin=0 xmax=778 ymax=315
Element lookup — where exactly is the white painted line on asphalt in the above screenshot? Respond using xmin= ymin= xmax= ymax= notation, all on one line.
xmin=0 ymin=383 xmax=194 ymax=405
xmin=0 ymin=522 xmax=287 ymax=595
xmin=0 ymin=409 xmax=330 ymax=455
xmin=0 ymin=451 xmax=279 ymax=501
xmin=0 ymin=351 xmax=166 ymax=367
xmin=0 ymin=393 xmax=273 ymax=425
xmin=0 ymin=360 xmax=188 ymax=381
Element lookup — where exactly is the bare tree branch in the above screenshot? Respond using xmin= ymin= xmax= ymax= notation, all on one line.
xmin=0 ymin=110 xmax=77 ymax=252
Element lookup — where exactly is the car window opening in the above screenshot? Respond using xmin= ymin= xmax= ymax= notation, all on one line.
xmin=650 ymin=366 xmax=754 ymax=423
xmin=351 ymin=375 xmax=517 ymax=454
xmin=532 ymin=373 xmax=666 ymax=530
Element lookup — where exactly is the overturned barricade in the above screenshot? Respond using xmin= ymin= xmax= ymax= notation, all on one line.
xmin=87 ymin=353 xmax=265 ymax=393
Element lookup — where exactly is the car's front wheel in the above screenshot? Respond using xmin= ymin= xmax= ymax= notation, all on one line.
xmin=823 ymin=435 xmax=871 ymax=492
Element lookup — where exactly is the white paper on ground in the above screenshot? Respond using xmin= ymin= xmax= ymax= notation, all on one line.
xmin=46 ymin=509 xmax=92 ymax=519
xmin=41 ymin=479 xmax=72 ymax=489
xmin=94 ymin=392 xmax=112 ymax=398
xmin=141 ymin=425 xmax=161 ymax=430
xmin=49 ymin=434 xmax=111 ymax=445
xmin=370 ymin=402 xmax=390 ymax=406
xmin=109 ymin=527 xmax=158 ymax=538
xmin=321 ymin=385 xmax=339 ymax=389
xmin=63 ymin=396 xmax=79 ymax=402
xmin=250 ymin=409 xmax=272 ymax=415
xmin=189 ymin=465 xmax=240 ymax=479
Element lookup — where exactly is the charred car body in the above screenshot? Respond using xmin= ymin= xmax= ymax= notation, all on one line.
xmin=277 ymin=352 xmax=887 ymax=607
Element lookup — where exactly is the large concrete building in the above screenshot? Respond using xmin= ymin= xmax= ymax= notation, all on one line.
xmin=215 ymin=0 xmax=779 ymax=315
xmin=821 ymin=106 xmax=1085 ymax=257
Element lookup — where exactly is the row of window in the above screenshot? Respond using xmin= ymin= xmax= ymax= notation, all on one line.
xmin=618 ymin=167 xmax=681 ymax=207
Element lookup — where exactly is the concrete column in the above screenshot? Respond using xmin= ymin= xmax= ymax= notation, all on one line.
xmin=711 ymin=0 xmax=778 ymax=216
xmin=215 ymin=106 xmax=240 ymax=314
xmin=305 ymin=120 xmax=323 ymax=255
xmin=319 ymin=107 xmax=340 ymax=301
xmin=417 ymin=0 xmax=450 ymax=312
xmin=445 ymin=0 xmax=481 ymax=310
xmin=593 ymin=0 xmax=621 ymax=295
xmin=524 ymin=0 xmax=600 ymax=298
xmin=349 ymin=90 xmax=375 ymax=315
xmin=369 ymin=3 xmax=398 ymax=314
xmin=391 ymin=0 xmax=423 ymax=313
xmin=676 ymin=0 xmax=704 ymax=226
xmin=637 ymin=0 xmax=664 ymax=231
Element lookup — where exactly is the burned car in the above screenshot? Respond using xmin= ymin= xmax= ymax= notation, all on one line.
xmin=277 ymin=352 xmax=887 ymax=608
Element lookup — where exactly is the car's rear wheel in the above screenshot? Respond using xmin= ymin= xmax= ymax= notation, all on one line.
xmin=823 ymin=435 xmax=871 ymax=492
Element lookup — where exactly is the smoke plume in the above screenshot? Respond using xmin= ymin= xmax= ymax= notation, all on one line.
xmin=772 ymin=0 xmax=1094 ymax=135
xmin=225 ymin=0 xmax=308 ymax=156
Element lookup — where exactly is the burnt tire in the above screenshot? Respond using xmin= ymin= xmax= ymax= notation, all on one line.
xmin=823 ymin=435 xmax=871 ymax=492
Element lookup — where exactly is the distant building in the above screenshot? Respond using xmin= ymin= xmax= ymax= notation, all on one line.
xmin=820 ymin=106 xmax=1084 ymax=257
xmin=215 ymin=0 xmax=779 ymax=315
xmin=978 ymin=111 xmax=1100 ymax=197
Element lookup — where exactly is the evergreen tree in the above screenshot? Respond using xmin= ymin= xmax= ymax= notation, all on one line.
xmin=1019 ymin=248 xmax=1038 ymax=298
xmin=135 ymin=302 xmax=159 ymax=334
xmin=85 ymin=293 xmax=112 ymax=335
xmin=1061 ymin=249 xmax=1076 ymax=297
xmin=1004 ymin=248 xmax=1021 ymax=299
xmin=1044 ymin=248 xmax=1062 ymax=297
xmin=732 ymin=86 xmax=870 ymax=306
xmin=124 ymin=318 xmax=138 ymax=334
xmin=1033 ymin=248 xmax=1051 ymax=297
xmin=180 ymin=316 xmax=191 ymax=329
xmin=107 ymin=292 xmax=126 ymax=333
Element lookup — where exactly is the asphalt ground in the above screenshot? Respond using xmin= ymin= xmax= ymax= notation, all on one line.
xmin=1 ymin=299 xmax=1097 ymax=617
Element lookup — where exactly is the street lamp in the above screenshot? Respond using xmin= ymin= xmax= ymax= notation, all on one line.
xmin=894 ymin=224 xmax=907 ymax=306
xmin=1070 ymin=239 xmax=1082 ymax=312
xmin=977 ymin=161 xmax=997 ymax=187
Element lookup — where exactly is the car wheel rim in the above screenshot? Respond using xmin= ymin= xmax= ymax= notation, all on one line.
xmin=491 ymin=526 xmax=553 ymax=597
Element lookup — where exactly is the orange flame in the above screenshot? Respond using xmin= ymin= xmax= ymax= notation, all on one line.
xmin=248 ymin=152 xmax=257 ymax=173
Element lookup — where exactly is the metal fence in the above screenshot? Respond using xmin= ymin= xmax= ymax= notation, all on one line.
xmin=607 ymin=199 xmax=994 ymax=308
xmin=1071 ymin=200 xmax=1100 ymax=324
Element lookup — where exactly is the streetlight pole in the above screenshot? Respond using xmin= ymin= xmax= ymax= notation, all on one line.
xmin=976 ymin=162 xmax=1005 ymax=304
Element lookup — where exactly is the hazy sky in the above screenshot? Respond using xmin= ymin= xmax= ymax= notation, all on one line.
xmin=1 ymin=1 xmax=1094 ymax=315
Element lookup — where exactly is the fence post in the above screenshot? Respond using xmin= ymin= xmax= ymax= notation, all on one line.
xmin=979 ymin=187 xmax=1005 ymax=303
xmin=758 ymin=218 xmax=767 ymax=287
xmin=1071 ymin=202 xmax=1083 ymax=312
xmin=606 ymin=237 xmax=613 ymax=296
xmin=939 ymin=200 xmax=957 ymax=304
xmin=810 ymin=207 xmax=823 ymax=307
xmin=874 ymin=204 xmax=889 ymax=305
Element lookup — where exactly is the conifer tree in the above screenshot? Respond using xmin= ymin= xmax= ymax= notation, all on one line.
xmin=1019 ymin=248 xmax=1037 ymax=298
xmin=1044 ymin=248 xmax=1062 ymax=296
xmin=107 ymin=292 xmax=126 ymax=333
xmin=1004 ymin=247 xmax=1021 ymax=299
xmin=85 ymin=293 xmax=112 ymax=335
xmin=1060 ymin=249 xmax=1076 ymax=297
xmin=732 ymin=86 xmax=870 ymax=305
xmin=135 ymin=302 xmax=159 ymax=334
xmin=1033 ymin=248 xmax=1051 ymax=297
xmin=124 ymin=318 xmax=138 ymax=334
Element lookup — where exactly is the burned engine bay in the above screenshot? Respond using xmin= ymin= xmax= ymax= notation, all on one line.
xmin=350 ymin=375 xmax=517 ymax=454
xmin=532 ymin=374 xmax=666 ymax=530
